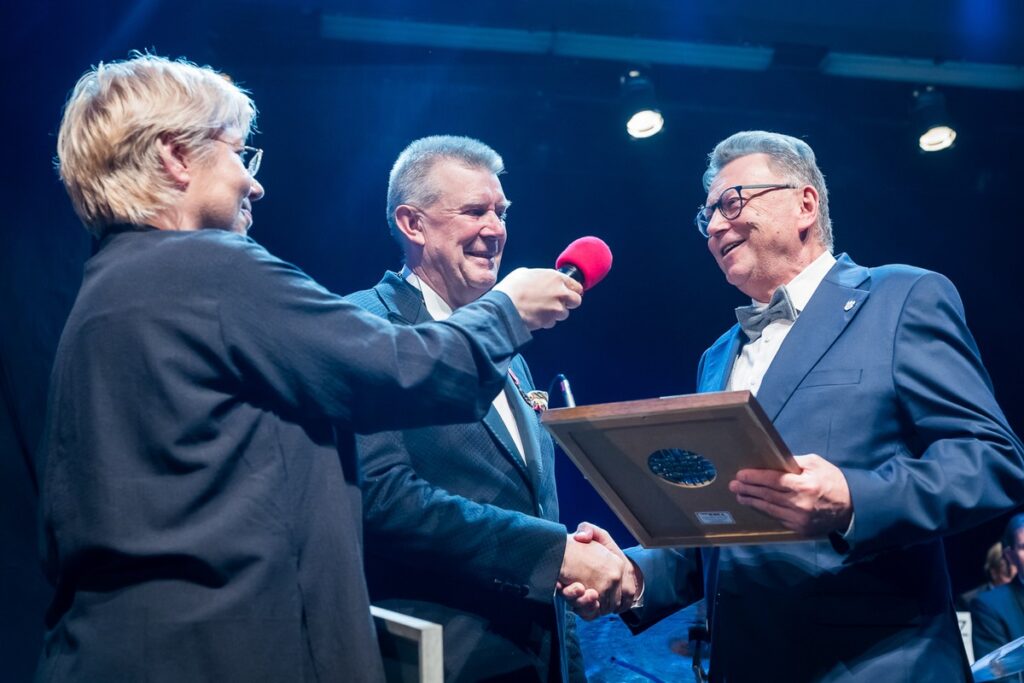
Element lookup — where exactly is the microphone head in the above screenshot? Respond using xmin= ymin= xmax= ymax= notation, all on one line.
xmin=555 ymin=236 xmax=613 ymax=290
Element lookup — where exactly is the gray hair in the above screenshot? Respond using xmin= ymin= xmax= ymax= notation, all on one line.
xmin=703 ymin=131 xmax=833 ymax=251
xmin=386 ymin=135 xmax=504 ymax=239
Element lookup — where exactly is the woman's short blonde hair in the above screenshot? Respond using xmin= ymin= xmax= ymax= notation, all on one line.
xmin=57 ymin=53 xmax=256 ymax=237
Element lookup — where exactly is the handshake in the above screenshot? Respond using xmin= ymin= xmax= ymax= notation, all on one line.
xmin=557 ymin=522 xmax=643 ymax=620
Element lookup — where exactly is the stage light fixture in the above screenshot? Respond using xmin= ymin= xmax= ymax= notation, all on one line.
xmin=621 ymin=70 xmax=664 ymax=139
xmin=912 ymin=87 xmax=957 ymax=152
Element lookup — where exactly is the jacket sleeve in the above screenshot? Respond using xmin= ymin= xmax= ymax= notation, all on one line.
xmin=359 ymin=424 xmax=567 ymax=603
xmin=839 ymin=272 xmax=1024 ymax=558
xmin=214 ymin=236 xmax=531 ymax=433
xmin=620 ymin=546 xmax=703 ymax=633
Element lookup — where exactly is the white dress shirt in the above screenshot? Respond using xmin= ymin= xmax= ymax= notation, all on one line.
xmin=727 ymin=251 xmax=837 ymax=396
xmin=403 ymin=267 xmax=527 ymax=463
xmin=725 ymin=251 xmax=856 ymax=538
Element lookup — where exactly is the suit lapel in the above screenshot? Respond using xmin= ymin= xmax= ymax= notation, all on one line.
xmin=506 ymin=365 xmax=546 ymax=495
xmin=375 ymin=272 xmax=534 ymax=485
xmin=372 ymin=271 xmax=432 ymax=325
xmin=700 ymin=327 xmax=744 ymax=392
xmin=481 ymin=388 xmax=532 ymax=484
xmin=755 ymin=254 xmax=871 ymax=421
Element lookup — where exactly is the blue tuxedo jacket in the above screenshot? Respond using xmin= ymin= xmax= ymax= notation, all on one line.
xmin=971 ymin=579 xmax=1024 ymax=660
xmin=627 ymin=254 xmax=1024 ymax=682
xmin=348 ymin=272 xmax=585 ymax=683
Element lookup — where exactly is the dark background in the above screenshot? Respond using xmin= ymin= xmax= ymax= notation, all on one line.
xmin=2 ymin=1 xmax=1023 ymax=678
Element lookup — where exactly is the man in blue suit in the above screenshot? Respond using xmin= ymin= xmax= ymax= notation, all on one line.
xmin=972 ymin=514 xmax=1024 ymax=659
xmin=349 ymin=136 xmax=635 ymax=682
xmin=569 ymin=130 xmax=1024 ymax=681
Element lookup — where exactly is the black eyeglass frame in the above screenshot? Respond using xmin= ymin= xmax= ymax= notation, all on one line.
xmin=695 ymin=183 xmax=796 ymax=237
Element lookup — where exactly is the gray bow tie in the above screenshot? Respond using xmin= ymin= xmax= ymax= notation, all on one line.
xmin=735 ymin=286 xmax=797 ymax=341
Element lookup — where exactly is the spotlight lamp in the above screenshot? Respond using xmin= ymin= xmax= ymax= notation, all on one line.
xmin=621 ymin=69 xmax=664 ymax=139
xmin=912 ymin=87 xmax=956 ymax=152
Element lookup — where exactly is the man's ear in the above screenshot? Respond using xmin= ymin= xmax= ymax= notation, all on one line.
xmin=394 ymin=205 xmax=425 ymax=246
xmin=793 ymin=184 xmax=820 ymax=243
xmin=157 ymin=134 xmax=191 ymax=188
xmin=797 ymin=184 xmax=819 ymax=231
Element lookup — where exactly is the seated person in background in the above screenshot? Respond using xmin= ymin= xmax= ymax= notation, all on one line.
xmin=957 ymin=540 xmax=1016 ymax=610
xmin=972 ymin=514 xmax=1024 ymax=659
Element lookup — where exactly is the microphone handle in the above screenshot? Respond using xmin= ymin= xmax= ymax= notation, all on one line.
xmin=557 ymin=263 xmax=585 ymax=286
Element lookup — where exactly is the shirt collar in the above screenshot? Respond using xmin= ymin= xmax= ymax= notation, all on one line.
xmin=751 ymin=251 xmax=836 ymax=313
xmin=401 ymin=265 xmax=453 ymax=321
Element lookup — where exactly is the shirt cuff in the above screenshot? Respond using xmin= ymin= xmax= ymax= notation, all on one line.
xmin=629 ymin=559 xmax=645 ymax=610
xmin=840 ymin=512 xmax=855 ymax=539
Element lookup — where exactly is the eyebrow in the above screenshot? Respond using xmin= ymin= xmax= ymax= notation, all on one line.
xmin=458 ymin=199 xmax=513 ymax=213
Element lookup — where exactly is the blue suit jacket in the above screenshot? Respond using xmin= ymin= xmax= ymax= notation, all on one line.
xmin=627 ymin=254 xmax=1024 ymax=682
xmin=971 ymin=580 xmax=1024 ymax=660
xmin=36 ymin=229 xmax=531 ymax=683
xmin=348 ymin=272 xmax=585 ymax=683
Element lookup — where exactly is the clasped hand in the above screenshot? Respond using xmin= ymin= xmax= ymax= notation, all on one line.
xmin=558 ymin=455 xmax=850 ymax=620
xmin=557 ymin=523 xmax=640 ymax=621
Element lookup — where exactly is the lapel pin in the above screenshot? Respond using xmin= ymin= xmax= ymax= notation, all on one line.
xmin=525 ymin=390 xmax=549 ymax=413
xmin=509 ymin=368 xmax=548 ymax=413
xmin=844 ymin=299 xmax=856 ymax=312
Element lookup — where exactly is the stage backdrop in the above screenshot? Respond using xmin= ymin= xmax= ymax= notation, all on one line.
xmin=2 ymin=2 xmax=1022 ymax=680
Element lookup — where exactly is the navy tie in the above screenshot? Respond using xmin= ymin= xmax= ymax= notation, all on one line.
xmin=735 ymin=286 xmax=797 ymax=341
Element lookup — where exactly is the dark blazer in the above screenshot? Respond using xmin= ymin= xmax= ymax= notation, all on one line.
xmin=35 ymin=228 xmax=531 ymax=683
xmin=972 ymin=580 xmax=1024 ymax=660
xmin=626 ymin=254 xmax=1024 ymax=682
xmin=348 ymin=272 xmax=585 ymax=683
xmin=956 ymin=582 xmax=994 ymax=611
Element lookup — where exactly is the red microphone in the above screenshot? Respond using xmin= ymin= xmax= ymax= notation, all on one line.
xmin=555 ymin=237 xmax=612 ymax=291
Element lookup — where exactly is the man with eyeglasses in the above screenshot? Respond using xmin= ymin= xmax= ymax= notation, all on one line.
xmin=39 ymin=55 xmax=584 ymax=682
xmin=568 ymin=130 xmax=1024 ymax=681
xmin=347 ymin=136 xmax=635 ymax=682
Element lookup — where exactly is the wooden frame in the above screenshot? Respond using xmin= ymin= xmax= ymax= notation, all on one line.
xmin=542 ymin=390 xmax=808 ymax=547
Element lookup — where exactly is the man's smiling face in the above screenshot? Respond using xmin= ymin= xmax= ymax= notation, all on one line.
xmin=704 ymin=153 xmax=808 ymax=302
xmin=413 ymin=160 xmax=509 ymax=308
